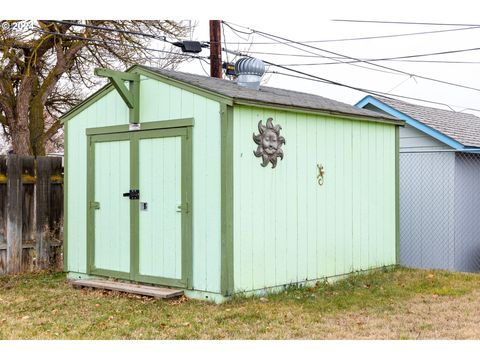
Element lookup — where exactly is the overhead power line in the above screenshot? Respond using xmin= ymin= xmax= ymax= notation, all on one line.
xmin=32 ymin=21 xmax=480 ymax=115
xmin=48 ymin=20 xmax=174 ymax=43
xmin=33 ymin=28 xmax=209 ymax=61
xmin=273 ymin=47 xmax=480 ymax=65
xmin=266 ymin=71 xmax=480 ymax=113
xmin=223 ymin=21 xmax=480 ymax=94
xmin=48 ymin=20 xmax=210 ymax=54
xmin=383 ymin=59 xmax=480 ymax=64
xmin=277 ymin=59 xmax=480 ymax=66
xmin=331 ymin=19 xmax=480 ymax=27
xmin=218 ymin=25 xmax=480 ymax=44
xmin=223 ymin=43 xmax=480 ymax=113
xmin=225 ymin=24 xmax=401 ymax=76
xmin=232 ymin=46 xmax=480 ymax=62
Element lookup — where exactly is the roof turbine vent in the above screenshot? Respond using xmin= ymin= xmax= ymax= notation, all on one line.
xmin=235 ymin=57 xmax=265 ymax=90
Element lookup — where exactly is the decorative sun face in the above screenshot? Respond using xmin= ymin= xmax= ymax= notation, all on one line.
xmin=253 ymin=117 xmax=286 ymax=168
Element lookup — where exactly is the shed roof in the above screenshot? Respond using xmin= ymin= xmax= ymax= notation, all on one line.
xmin=357 ymin=95 xmax=480 ymax=149
xmin=139 ymin=66 xmax=400 ymax=123
xmin=61 ymin=65 xmax=402 ymax=125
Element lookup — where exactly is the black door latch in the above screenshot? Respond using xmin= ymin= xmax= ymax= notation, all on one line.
xmin=123 ymin=189 xmax=140 ymax=200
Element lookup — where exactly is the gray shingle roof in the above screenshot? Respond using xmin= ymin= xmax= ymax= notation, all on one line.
xmin=140 ymin=66 xmax=400 ymax=123
xmin=371 ymin=96 xmax=480 ymax=148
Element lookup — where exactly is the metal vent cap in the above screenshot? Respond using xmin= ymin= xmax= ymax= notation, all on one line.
xmin=235 ymin=57 xmax=265 ymax=90
xmin=235 ymin=57 xmax=266 ymax=76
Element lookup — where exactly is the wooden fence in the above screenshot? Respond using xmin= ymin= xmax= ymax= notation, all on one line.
xmin=0 ymin=155 xmax=63 ymax=274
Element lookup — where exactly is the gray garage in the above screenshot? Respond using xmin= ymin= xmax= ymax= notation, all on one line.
xmin=357 ymin=95 xmax=480 ymax=272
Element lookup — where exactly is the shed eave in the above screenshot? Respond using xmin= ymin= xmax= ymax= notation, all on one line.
xmin=132 ymin=65 xmax=234 ymax=106
xmin=355 ymin=95 xmax=464 ymax=150
xmin=60 ymin=65 xmax=234 ymax=123
xmin=460 ymin=147 xmax=480 ymax=154
xmin=233 ymin=98 xmax=405 ymax=126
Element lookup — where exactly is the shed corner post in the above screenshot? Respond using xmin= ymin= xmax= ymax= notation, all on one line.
xmin=63 ymin=122 xmax=68 ymax=272
xmin=220 ymin=104 xmax=234 ymax=296
xmin=395 ymin=125 xmax=400 ymax=265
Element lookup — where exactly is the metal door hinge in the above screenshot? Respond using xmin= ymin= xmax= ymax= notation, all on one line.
xmin=90 ymin=201 xmax=100 ymax=210
xmin=176 ymin=202 xmax=189 ymax=213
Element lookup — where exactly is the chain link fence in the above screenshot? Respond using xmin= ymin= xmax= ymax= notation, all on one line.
xmin=400 ymin=150 xmax=480 ymax=272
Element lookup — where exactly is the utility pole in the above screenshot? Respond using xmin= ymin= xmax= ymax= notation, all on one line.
xmin=209 ymin=20 xmax=222 ymax=78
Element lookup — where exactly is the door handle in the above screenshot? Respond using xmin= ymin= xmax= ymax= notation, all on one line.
xmin=123 ymin=189 xmax=140 ymax=200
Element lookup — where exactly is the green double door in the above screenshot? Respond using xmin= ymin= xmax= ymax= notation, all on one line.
xmin=87 ymin=127 xmax=192 ymax=288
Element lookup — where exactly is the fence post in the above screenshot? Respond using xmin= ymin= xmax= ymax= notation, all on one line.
xmin=6 ymin=155 xmax=22 ymax=274
xmin=49 ymin=157 xmax=64 ymax=270
xmin=36 ymin=157 xmax=51 ymax=269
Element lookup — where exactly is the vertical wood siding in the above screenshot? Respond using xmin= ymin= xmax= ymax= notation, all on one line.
xmin=140 ymin=78 xmax=222 ymax=293
xmin=233 ymin=106 xmax=396 ymax=292
xmin=138 ymin=136 xmax=182 ymax=279
xmin=94 ymin=140 xmax=131 ymax=273
xmin=67 ymin=76 xmax=221 ymax=294
xmin=67 ymin=89 xmax=129 ymax=274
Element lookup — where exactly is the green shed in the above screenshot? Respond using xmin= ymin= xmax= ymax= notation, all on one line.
xmin=61 ymin=65 xmax=403 ymax=302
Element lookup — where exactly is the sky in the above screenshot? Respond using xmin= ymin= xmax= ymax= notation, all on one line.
xmin=5 ymin=0 xmax=480 ymax=117
xmin=171 ymin=5 xmax=480 ymax=115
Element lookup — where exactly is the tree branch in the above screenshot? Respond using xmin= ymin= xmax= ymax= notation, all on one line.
xmin=43 ymin=119 xmax=62 ymax=140
xmin=0 ymin=20 xmax=194 ymax=155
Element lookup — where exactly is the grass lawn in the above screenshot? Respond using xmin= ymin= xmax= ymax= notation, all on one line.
xmin=1 ymin=267 xmax=480 ymax=339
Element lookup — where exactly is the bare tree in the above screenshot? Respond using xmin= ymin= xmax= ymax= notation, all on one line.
xmin=0 ymin=20 xmax=193 ymax=155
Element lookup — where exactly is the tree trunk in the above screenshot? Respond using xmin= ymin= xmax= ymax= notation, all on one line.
xmin=30 ymin=98 xmax=46 ymax=156
xmin=12 ymin=70 xmax=35 ymax=155
xmin=10 ymin=122 xmax=32 ymax=155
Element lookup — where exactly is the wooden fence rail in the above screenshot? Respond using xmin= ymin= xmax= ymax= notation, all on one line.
xmin=0 ymin=155 xmax=63 ymax=274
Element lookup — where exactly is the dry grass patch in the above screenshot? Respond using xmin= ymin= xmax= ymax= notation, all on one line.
xmin=1 ymin=267 xmax=480 ymax=339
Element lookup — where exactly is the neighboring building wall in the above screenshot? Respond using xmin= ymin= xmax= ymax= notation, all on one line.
xmin=454 ymin=153 xmax=480 ymax=272
xmin=67 ymin=76 xmax=223 ymax=294
xmin=363 ymin=102 xmax=480 ymax=273
xmin=400 ymin=124 xmax=450 ymax=151
xmin=397 ymin=124 xmax=456 ymax=270
xmin=232 ymin=105 xmax=397 ymax=292
xmin=399 ymin=152 xmax=455 ymax=270
xmin=363 ymin=104 xmax=450 ymax=151
xmin=362 ymin=103 xmax=390 ymax=116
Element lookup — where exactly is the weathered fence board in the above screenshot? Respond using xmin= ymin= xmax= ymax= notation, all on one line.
xmin=22 ymin=157 xmax=35 ymax=246
xmin=0 ymin=157 xmax=7 ymax=246
xmin=6 ymin=155 xmax=22 ymax=274
xmin=36 ymin=157 xmax=51 ymax=269
xmin=0 ymin=155 xmax=63 ymax=274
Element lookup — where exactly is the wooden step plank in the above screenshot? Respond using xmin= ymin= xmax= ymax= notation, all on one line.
xmin=70 ymin=279 xmax=184 ymax=299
